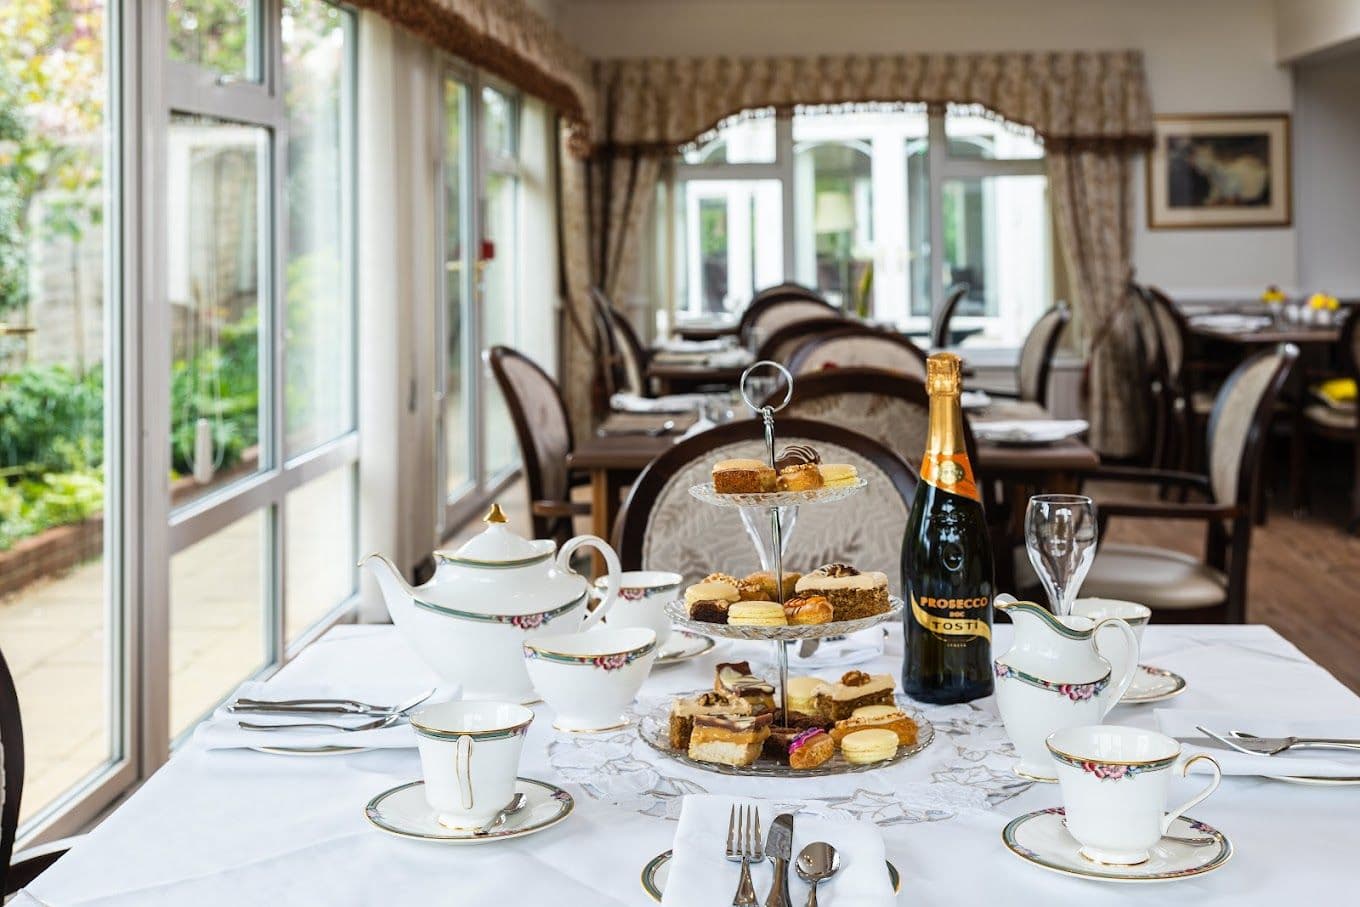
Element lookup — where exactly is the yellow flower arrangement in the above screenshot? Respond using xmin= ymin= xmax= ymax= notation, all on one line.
xmin=1260 ymin=285 xmax=1287 ymax=304
xmin=1306 ymin=292 xmax=1340 ymax=311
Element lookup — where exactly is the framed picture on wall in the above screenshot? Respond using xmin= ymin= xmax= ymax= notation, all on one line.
xmin=1147 ymin=113 xmax=1291 ymax=229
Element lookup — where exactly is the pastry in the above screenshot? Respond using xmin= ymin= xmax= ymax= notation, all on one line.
xmin=840 ymin=727 xmax=899 ymax=764
xmin=774 ymin=444 xmax=821 ymax=472
xmin=832 ymin=706 xmax=918 ymax=747
xmin=776 ymin=462 xmax=825 ymax=492
xmin=715 ymin=661 xmax=777 ymax=712
xmin=741 ymin=569 xmax=800 ymax=601
xmin=761 ymin=725 xmax=804 ymax=763
xmin=736 ymin=573 xmax=778 ymax=601
xmin=688 ymin=712 xmax=772 ymax=766
xmin=667 ymin=690 xmax=757 ymax=749
xmin=817 ymin=670 xmax=896 ymax=721
xmin=788 ymin=727 xmax=836 ymax=770
xmin=701 ymin=572 xmax=741 ymax=588
xmin=785 ymin=675 xmax=831 ymax=721
xmin=713 ymin=458 xmax=777 ymax=494
xmin=783 ymin=594 xmax=833 ymax=625
xmin=685 ymin=579 xmax=739 ymax=604
xmin=818 ymin=463 xmax=859 ymax=488
xmin=795 ymin=564 xmax=890 ymax=621
xmin=728 ymin=600 xmax=787 ymax=627
xmin=686 ymin=598 xmax=730 ymax=623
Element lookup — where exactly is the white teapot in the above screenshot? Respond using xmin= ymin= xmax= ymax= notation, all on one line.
xmin=993 ymin=599 xmax=1138 ymax=781
xmin=362 ymin=504 xmax=621 ymax=702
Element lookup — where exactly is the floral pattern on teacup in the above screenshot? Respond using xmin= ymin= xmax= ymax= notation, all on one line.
xmin=619 ymin=588 xmax=648 ymax=601
xmin=1049 ymin=747 xmax=1176 ymax=779
xmin=994 ymin=662 xmax=1110 ymax=702
xmin=524 ymin=640 xmax=657 ymax=671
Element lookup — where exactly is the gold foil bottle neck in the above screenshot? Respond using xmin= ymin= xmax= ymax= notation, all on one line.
xmin=925 ymin=353 xmax=962 ymax=396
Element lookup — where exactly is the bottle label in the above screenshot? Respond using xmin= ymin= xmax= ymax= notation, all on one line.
xmin=919 ymin=452 xmax=980 ymax=502
xmin=910 ymin=593 xmax=991 ymax=641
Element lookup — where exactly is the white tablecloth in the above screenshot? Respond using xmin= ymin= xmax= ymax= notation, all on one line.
xmin=19 ymin=623 xmax=1360 ymax=906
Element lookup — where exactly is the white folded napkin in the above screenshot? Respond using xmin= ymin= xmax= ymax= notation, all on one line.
xmin=1156 ymin=709 xmax=1360 ymax=778
xmin=960 ymin=390 xmax=991 ymax=410
xmin=656 ymin=337 xmax=732 ymax=354
xmin=611 ymin=392 xmax=708 ymax=413
xmin=704 ymin=348 xmax=755 ymax=368
xmin=971 ymin=419 xmax=1088 ymax=443
xmin=678 ymin=417 xmax=716 ymax=440
xmin=195 ymin=680 xmax=458 ymax=751
xmin=662 ymin=795 xmax=893 ymax=907
xmin=1189 ymin=314 xmax=1272 ymax=332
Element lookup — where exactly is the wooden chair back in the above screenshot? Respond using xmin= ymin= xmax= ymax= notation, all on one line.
xmin=787 ymin=327 xmax=928 ymax=381
xmin=750 ymin=282 xmax=824 ymax=306
xmin=1016 ymin=302 xmax=1070 ymax=406
xmin=613 ymin=419 xmax=916 ymax=588
xmin=486 ymin=347 xmax=575 ymax=542
xmin=755 ymin=317 xmax=850 ymax=365
xmin=929 ymin=283 xmax=971 ymax=349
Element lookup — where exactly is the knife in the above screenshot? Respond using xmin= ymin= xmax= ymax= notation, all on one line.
xmin=764 ymin=812 xmax=794 ymax=907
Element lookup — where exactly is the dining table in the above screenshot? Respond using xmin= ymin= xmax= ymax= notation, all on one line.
xmin=17 ymin=620 xmax=1360 ymax=905
xmin=646 ymin=361 xmax=749 ymax=395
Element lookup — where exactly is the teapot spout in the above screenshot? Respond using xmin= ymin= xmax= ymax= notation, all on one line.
xmin=360 ymin=552 xmax=416 ymax=616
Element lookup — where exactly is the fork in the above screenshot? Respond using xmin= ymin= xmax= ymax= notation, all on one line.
xmin=1229 ymin=730 xmax=1360 ymax=755
xmin=726 ymin=804 xmax=762 ymax=906
xmin=230 ymin=688 xmax=436 ymax=717
xmin=238 ymin=712 xmax=404 ymax=733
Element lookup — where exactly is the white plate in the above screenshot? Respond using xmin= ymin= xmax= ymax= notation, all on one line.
xmin=250 ymin=744 xmax=370 ymax=757
xmin=364 ymin=777 xmax=573 ymax=844
xmin=640 ymin=850 xmax=901 ymax=901
xmin=1120 ymin=664 xmax=1188 ymax=705
xmin=1268 ymin=773 xmax=1360 ymax=786
xmin=972 ymin=420 xmax=1089 ymax=446
xmin=655 ymin=630 xmax=716 ymax=666
xmin=1002 ymin=808 xmax=1232 ymax=883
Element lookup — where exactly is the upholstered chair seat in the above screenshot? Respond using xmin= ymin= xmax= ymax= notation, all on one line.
xmin=1303 ymin=402 xmax=1356 ymax=431
xmin=1079 ymin=544 xmax=1228 ymax=609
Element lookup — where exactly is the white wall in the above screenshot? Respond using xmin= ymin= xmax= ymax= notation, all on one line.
xmin=1293 ymin=49 xmax=1360 ymax=297
xmin=561 ymin=0 xmax=1298 ymax=299
xmin=1276 ymin=0 xmax=1360 ymax=61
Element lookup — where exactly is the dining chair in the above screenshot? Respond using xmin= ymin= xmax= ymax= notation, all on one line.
xmin=773 ymin=368 xmax=978 ymax=468
xmin=738 ymin=294 xmax=840 ymax=347
xmin=755 ymin=316 xmax=853 ymax=365
xmin=1128 ymin=283 xmax=1176 ymax=472
xmin=973 ymin=302 xmax=1070 ymax=408
xmin=613 ymin=418 xmax=916 ymax=587
xmin=2 ymin=645 xmax=80 ymax=895
xmin=786 ymin=326 xmax=928 ymax=381
xmin=1289 ymin=304 xmax=1360 ymax=532
xmin=588 ymin=287 xmax=620 ymax=399
xmin=486 ymin=346 xmax=590 ymax=547
xmin=929 ymin=283 xmax=971 ymax=350
xmin=590 ymin=288 xmax=651 ymax=398
xmin=1074 ymin=343 xmax=1299 ymax=623
xmin=750 ymin=282 xmax=824 ymax=306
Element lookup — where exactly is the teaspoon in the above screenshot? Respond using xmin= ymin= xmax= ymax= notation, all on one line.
xmin=795 ymin=842 xmax=840 ymax=907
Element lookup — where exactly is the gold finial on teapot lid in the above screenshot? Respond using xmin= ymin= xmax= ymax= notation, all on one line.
xmin=484 ymin=503 xmax=508 ymax=524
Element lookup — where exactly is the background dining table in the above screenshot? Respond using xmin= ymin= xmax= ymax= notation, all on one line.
xmin=17 ymin=620 xmax=1360 ymax=905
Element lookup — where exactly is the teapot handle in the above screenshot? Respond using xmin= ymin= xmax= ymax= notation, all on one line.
xmin=558 ymin=535 xmax=620 ymax=631
xmin=1093 ymin=617 xmax=1139 ymax=715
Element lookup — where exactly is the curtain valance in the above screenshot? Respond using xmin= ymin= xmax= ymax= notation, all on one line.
xmin=589 ymin=51 xmax=1152 ymax=154
xmin=351 ymin=0 xmax=594 ymax=128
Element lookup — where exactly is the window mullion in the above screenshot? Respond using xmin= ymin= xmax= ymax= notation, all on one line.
xmin=266 ymin=0 xmax=287 ymax=670
xmin=927 ymin=110 xmax=947 ymax=324
xmin=777 ymin=114 xmax=796 ymax=281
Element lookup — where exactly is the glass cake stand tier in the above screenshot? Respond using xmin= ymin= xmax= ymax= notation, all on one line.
xmin=688 ymin=479 xmax=868 ymax=508
xmin=664 ymin=598 xmax=902 ymax=642
xmin=638 ymin=692 xmax=935 ymax=778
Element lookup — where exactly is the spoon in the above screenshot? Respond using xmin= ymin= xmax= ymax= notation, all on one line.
xmin=795 ymin=842 xmax=840 ymax=907
xmin=473 ymin=792 xmax=528 ymax=837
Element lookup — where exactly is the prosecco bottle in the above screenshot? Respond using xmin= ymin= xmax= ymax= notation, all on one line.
xmin=901 ymin=352 xmax=995 ymax=704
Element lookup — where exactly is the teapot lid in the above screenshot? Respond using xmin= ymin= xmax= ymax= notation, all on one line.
xmin=436 ymin=504 xmax=554 ymax=567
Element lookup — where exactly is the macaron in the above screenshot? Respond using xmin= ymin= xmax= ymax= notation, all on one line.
xmin=840 ymin=727 xmax=899 ymax=764
xmin=727 ymin=600 xmax=788 ymax=627
xmin=684 ymin=580 xmax=739 ymax=604
xmin=818 ymin=464 xmax=859 ymax=488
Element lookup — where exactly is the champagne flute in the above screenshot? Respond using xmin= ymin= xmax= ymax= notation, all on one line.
xmin=1025 ymin=494 xmax=1098 ymax=617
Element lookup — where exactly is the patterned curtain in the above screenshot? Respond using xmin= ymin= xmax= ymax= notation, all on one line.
xmin=559 ymin=144 xmax=661 ymax=438
xmin=1048 ymin=149 xmax=1145 ymax=458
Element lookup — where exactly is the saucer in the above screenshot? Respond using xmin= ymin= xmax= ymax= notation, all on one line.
xmin=1002 ymin=807 xmax=1232 ymax=883
xmin=639 ymin=850 xmax=901 ymax=901
xmin=655 ymin=631 xmax=716 ymax=666
xmin=1120 ymin=665 xmax=1187 ymax=705
xmin=364 ymin=777 xmax=573 ymax=844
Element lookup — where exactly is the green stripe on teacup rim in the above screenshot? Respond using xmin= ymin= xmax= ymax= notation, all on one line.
xmin=524 ymin=637 xmax=658 ymax=663
xmin=1046 ymin=739 xmax=1180 ymax=769
xmin=410 ymin=713 xmax=533 ymax=742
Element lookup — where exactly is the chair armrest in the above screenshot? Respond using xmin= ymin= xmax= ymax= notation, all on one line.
xmin=1097 ymin=499 xmax=1243 ymax=521
xmin=5 ymin=834 xmax=85 ymax=895
xmin=1085 ymin=465 xmax=1212 ymax=493
xmin=531 ymin=499 xmax=591 ymax=518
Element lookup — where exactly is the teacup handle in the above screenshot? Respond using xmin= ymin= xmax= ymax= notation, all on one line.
xmin=1093 ymin=617 xmax=1139 ymax=715
xmin=1162 ymin=753 xmax=1221 ymax=835
xmin=558 ymin=535 xmax=620 ymax=631
xmin=455 ymin=734 xmax=475 ymax=811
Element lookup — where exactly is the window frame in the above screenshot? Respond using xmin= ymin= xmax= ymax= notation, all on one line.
xmin=669 ymin=104 xmax=1050 ymax=345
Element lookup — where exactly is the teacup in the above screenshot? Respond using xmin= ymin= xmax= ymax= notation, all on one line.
xmin=1072 ymin=598 xmax=1151 ymax=683
xmin=524 ymin=627 xmax=659 ymax=732
xmin=409 ymin=700 xmax=534 ymax=829
xmin=594 ymin=570 xmax=682 ymax=649
xmin=1047 ymin=725 xmax=1222 ymax=865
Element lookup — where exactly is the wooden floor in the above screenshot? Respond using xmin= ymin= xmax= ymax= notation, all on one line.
xmin=1098 ymin=477 xmax=1360 ymax=694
